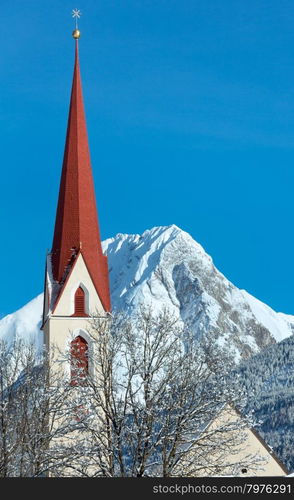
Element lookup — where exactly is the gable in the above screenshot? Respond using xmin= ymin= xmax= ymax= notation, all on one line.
xmin=208 ymin=405 xmax=287 ymax=476
xmin=52 ymin=253 xmax=105 ymax=317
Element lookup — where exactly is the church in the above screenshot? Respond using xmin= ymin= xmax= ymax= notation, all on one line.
xmin=40 ymin=27 xmax=288 ymax=478
xmin=41 ymin=28 xmax=111 ymax=383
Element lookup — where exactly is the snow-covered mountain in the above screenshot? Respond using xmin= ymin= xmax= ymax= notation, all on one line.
xmin=0 ymin=294 xmax=43 ymax=349
xmin=1 ymin=225 xmax=293 ymax=361
xmin=238 ymin=334 xmax=294 ymax=472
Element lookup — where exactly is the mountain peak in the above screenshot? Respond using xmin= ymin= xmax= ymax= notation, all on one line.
xmin=1 ymin=225 xmax=293 ymax=361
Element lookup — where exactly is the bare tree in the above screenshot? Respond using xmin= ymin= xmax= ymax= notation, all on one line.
xmin=80 ymin=308 xmax=265 ymax=477
xmin=0 ymin=310 xmax=267 ymax=477
xmin=0 ymin=339 xmax=89 ymax=477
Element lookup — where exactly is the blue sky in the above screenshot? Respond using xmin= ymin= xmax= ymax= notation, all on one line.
xmin=1 ymin=0 xmax=294 ymax=316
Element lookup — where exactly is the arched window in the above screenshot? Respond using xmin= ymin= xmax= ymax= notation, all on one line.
xmin=72 ymin=286 xmax=88 ymax=317
xmin=70 ymin=335 xmax=88 ymax=385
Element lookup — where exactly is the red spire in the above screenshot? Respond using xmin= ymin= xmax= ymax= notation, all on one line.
xmin=51 ymin=41 xmax=111 ymax=312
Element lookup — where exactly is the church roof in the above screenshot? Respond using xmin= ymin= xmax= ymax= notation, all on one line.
xmin=50 ymin=41 xmax=111 ymax=312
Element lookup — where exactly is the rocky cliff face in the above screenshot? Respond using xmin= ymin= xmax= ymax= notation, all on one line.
xmin=103 ymin=225 xmax=294 ymax=361
xmin=1 ymin=225 xmax=293 ymax=361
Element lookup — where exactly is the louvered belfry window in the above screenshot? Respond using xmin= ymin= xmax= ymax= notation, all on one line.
xmin=73 ymin=286 xmax=87 ymax=316
xmin=70 ymin=336 xmax=88 ymax=385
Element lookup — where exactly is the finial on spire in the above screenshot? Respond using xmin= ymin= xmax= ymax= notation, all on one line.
xmin=72 ymin=8 xmax=81 ymax=39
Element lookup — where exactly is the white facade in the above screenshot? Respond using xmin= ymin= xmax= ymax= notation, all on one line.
xmin=43 ymin=252 xmax=108 ymax=376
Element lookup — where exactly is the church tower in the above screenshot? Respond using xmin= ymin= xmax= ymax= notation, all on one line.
xmin=42 ymin=29 xmax=111 ymax=377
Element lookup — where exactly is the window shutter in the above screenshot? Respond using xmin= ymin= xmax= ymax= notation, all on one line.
xmin=73 ymin=287 xmax=87 ymax=316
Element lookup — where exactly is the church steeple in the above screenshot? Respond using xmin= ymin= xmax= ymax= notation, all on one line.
xmin=41 ymin=23 xmax=111 ymax=466
xmin=50 ymin=39 xmax=111 ymax=312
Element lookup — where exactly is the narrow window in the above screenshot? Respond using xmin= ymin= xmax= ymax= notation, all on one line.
xmin=73 ymin=286 xmax=88 ymax=316
xmin=70 ymin=336 xmax=88 ymax=385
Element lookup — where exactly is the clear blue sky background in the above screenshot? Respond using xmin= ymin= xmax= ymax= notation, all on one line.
xmin=1 ymin=0 xmax=294 ymax=317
